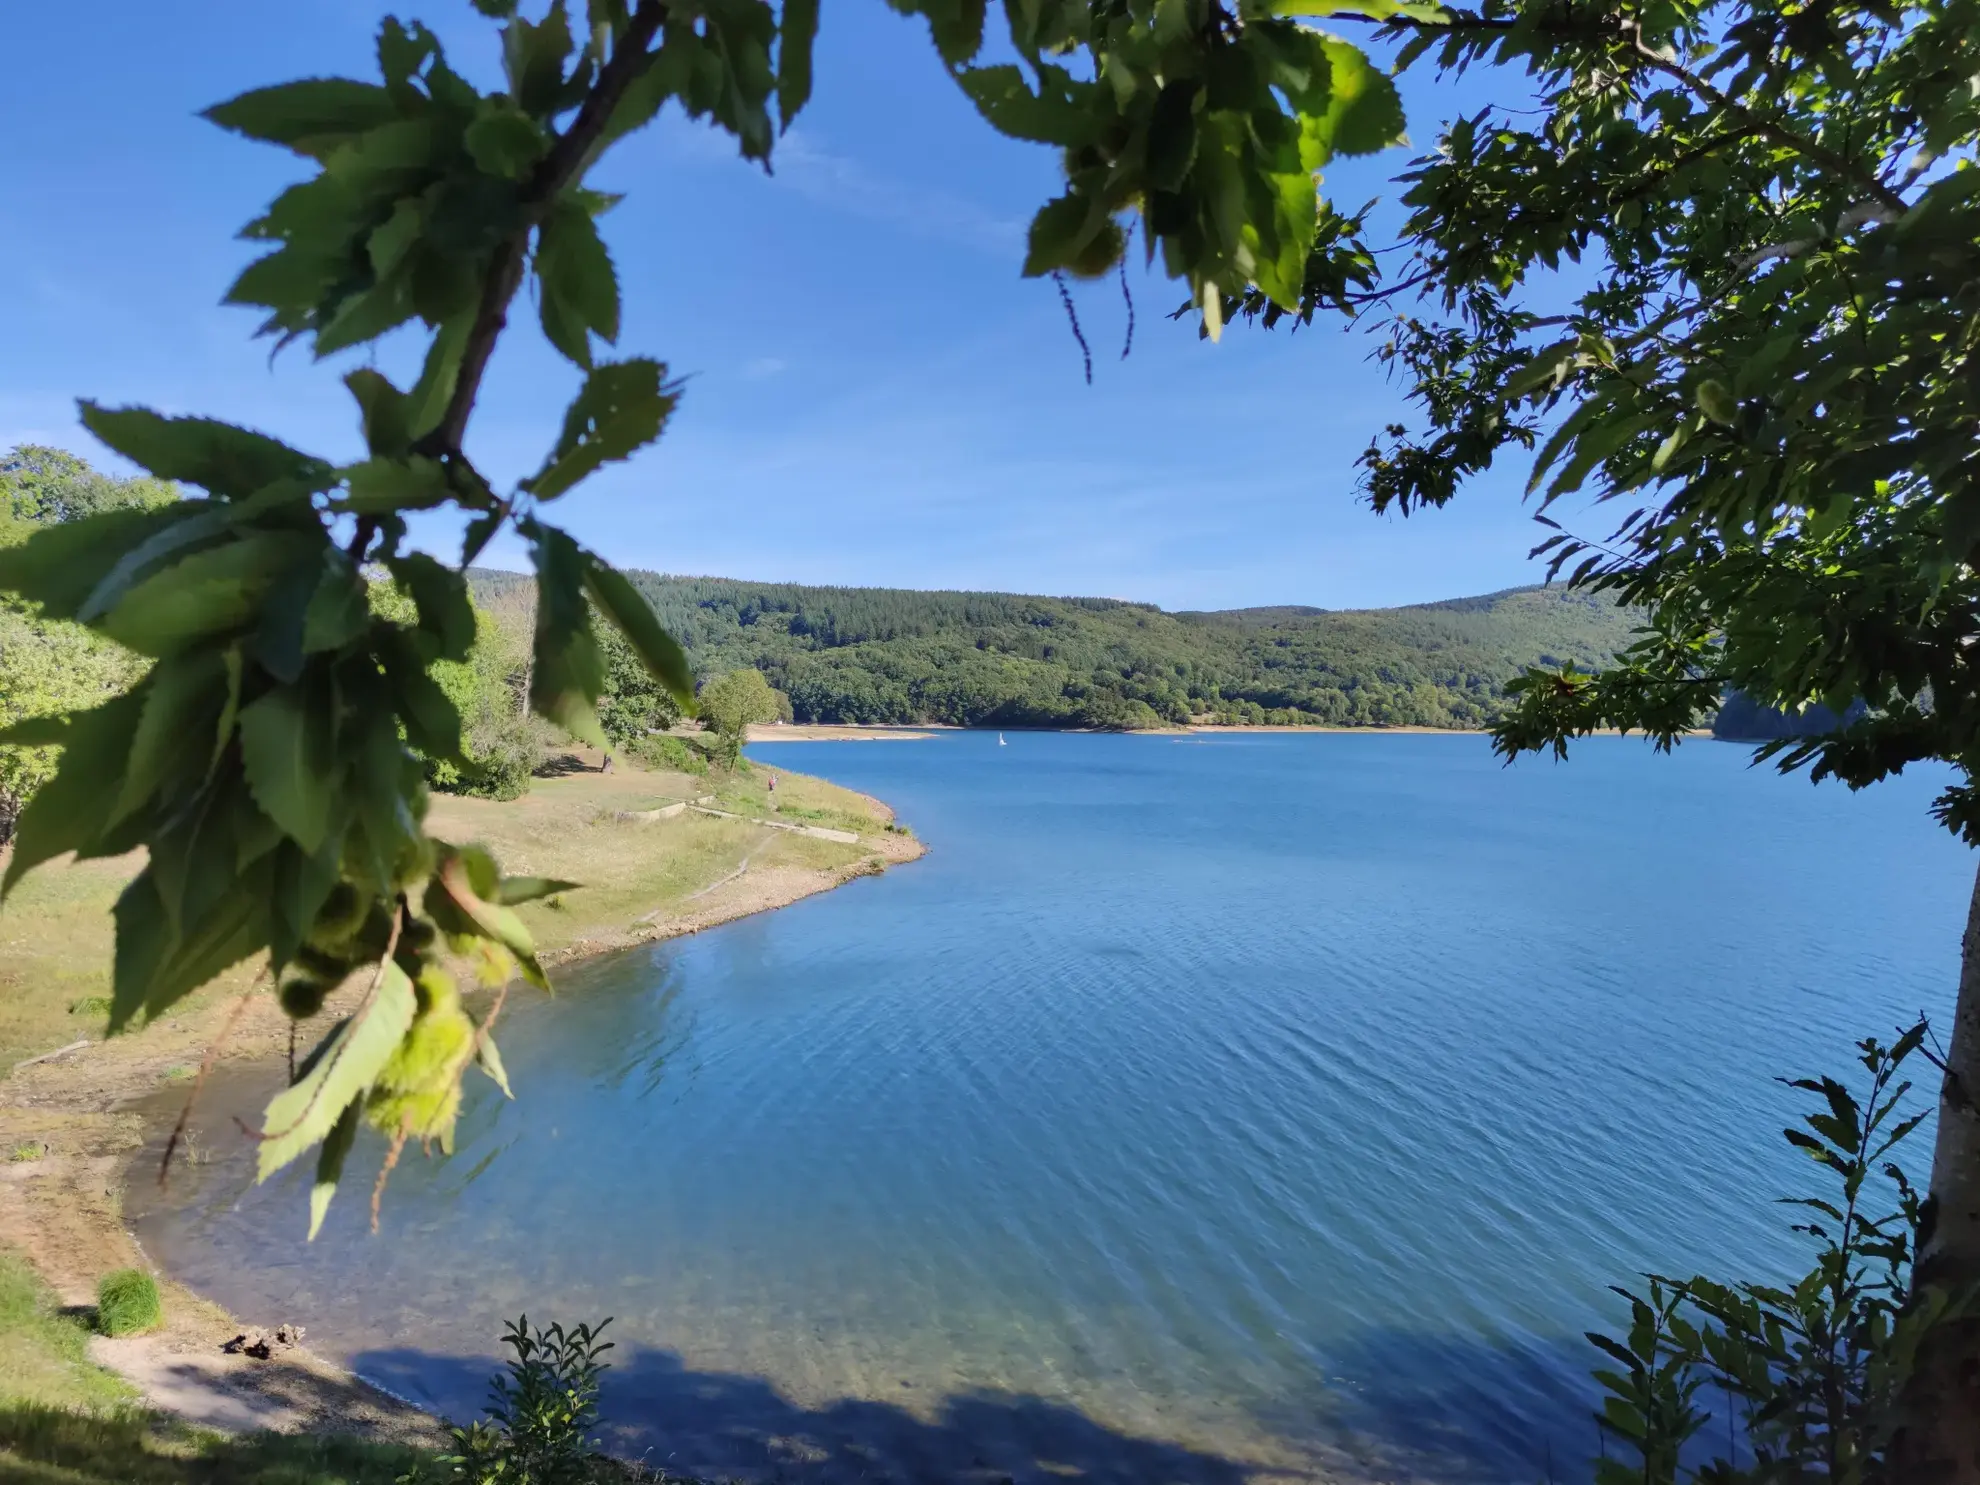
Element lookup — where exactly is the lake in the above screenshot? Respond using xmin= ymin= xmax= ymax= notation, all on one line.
xmin=127 ymin=732 xmax=1971 ymax=1483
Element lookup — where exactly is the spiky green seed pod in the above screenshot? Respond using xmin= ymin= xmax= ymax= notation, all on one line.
xmin=278 ymin=976 xmax=331 ymax=1020
xmin=1696 ymin=378 xmax=1738 ymax=427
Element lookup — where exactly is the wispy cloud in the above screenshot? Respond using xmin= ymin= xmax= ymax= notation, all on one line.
xmin=653 ymin=118 xmax=1023 ymax=256
xmin=773 ymin=131 xmax=1023 ymax=255
xmin=742 ymin=356 xmax=789 ymax=379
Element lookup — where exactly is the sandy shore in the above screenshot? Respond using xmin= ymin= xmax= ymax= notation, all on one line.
xmin=0 ymin=770 xmax=924 ymax=1449
xmin=746 ymin=723 xmax=938 ymax=742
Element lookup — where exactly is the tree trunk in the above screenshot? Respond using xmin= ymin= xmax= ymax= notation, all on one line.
xmin=1892 ymin=854 xmax=1980 ymax=1483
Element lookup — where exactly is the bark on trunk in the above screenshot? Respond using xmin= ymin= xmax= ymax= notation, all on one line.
xmin=1891 ymin=854 xmax=1980 ymax=1483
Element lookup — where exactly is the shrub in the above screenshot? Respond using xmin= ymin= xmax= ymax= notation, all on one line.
xmin=1584 ymin=1024 xmax=1969 ymax=1484
xmin=8 ymin=1141 xmax=44 ymax=1162
xmin=422 ymin=1316 xmax=613 ymax=1485
xmin=629 ymin=733 xmax=706 ymax=776
xmin=94 ymin=1270 xmax=160 ymax=1337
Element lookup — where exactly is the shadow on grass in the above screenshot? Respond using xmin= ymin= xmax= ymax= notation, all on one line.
xmin=0 ymin=1400 xmax=426 ymax=1484
xmin=538 ymin=751 xmax=605 ymax=778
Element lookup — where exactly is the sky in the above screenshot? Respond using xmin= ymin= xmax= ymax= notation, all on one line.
xmin=0 ymin=0 xmax=1557 ymax=612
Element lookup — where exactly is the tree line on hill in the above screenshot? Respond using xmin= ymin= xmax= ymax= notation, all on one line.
xmin=469 ymin=569 xmax=1640 ymax=731
xmin=1 ymin=447 xmax=1860 ymax=849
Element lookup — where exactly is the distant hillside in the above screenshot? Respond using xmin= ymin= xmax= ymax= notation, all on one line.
xmin=469 ymin=571 xmax=1638 ymax=730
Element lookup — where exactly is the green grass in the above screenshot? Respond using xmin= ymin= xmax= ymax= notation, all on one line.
xmin=0 ymin=1249 xmax=432 ymax=1483
xmin=0 ymin=1251 xmax=134 ymax=1416
xmin=92 ymin=1272 xmax=158 ymax=1339
xmin=0 ymin=1403 xmax=429 ymax=1484
xmin=7 ymin=1143 xmax=44 ymax=1163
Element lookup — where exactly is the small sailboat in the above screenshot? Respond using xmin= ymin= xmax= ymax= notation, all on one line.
xmin=998 ymin=732 xmax=1007 ymax=746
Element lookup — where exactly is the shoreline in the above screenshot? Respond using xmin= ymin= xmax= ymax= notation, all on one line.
xmin=0 ymin=759 xmax=924 ymax=1457
xmin=743 ymin=719 xmax=1715 ymax=739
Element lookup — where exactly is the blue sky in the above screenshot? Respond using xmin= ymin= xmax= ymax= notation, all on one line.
xmin=1 ymin=0 xmax=1554 ymax=611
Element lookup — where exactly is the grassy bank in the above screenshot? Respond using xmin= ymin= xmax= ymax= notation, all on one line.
xmin=2 ymin=749 xmax=916 ymax=1075
xmin=0 ymin=749 xmax=921 ymax=1470
xmin=0 ymin=1247 xmax=428 ymax=1482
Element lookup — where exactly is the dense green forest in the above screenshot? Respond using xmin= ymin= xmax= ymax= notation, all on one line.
xmin=472 ymin=570 xmax=1638 ymax=729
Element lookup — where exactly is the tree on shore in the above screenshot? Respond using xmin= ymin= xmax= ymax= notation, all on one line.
xmin=1242 ymin=0 xmax=1980 ymax=1471
xmin=599 ymin=616 xmax=685 ymax=760
xmin=698 ymin=667 xmax=784 ymax=768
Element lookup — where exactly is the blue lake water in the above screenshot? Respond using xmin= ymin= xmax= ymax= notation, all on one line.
xmin=129 ymin=732 xmax=1971 ymax=1483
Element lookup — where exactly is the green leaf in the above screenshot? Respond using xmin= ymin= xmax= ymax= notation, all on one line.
xmin=582 ymin=556 xmax=694 ymax=705
xmin=301 ymin=555 xmax=370 ymax=653
xmin=342 ymin=456 xmax=453 ymax=514
xmin=957 ymin=66 xmax=1094 ymax=147
xmin=777 ymin=0 xmax=819 ymax=130
xmin=1145 ymin=82 xmax=1200 ymax=192
xmin=523 ymin=359 xmax=678 ymax=501
xmin=79 ymin=403 xmax=333 ymax=499
xmin=113 ymin=654 xmax=227 ymax=827
xmin=212 ymin=646 xmax=245 ymax=777
xmin=495 ymin=876 xmax=582 ymax=905
xmin=270 ymin=835 xmax=344 ymax=973
xmin=346 ymin=369 xmax=412 ymax=459
xmin=257 ymin=961 xmax=418 ymax=1183
xmin=507 ymin=0 xmax=576 ymax=115
xmin=1270 ymin=0 xmax=1444 ymax=17
xmin=100 ymin=533 xmax=321 ymax=658
xmin=0 ymin=505 xmax=188 ymax=619
xmin=377 ymin=631 xmax=467 ymax=762
xmin=383 ymin=553 xmax=477 ymax=663
xmin=314 ymin=274 xmax=419 ymax=357
xmin=110 ymin=864 xmax=272 ymax=1031
xmin=523 ymin=521 xmax=607 ymax=746
xmin=1303 ymin=35 xmax=1403 ymax=159
xmin=75 ymin=506 xmax=237 ymax=625
xmin=466 ymin=105 xmax=550 ymax=179
xmin=2 ymin=691 xmax=145 ymax=898
xmin=378 ymin=17 xmax=440 ymax=100
xmin=309 ymin=1103 xmax=362 ymax=1240
xmin=475 ymin=1030 xmax=514 ymax=1098
xmin=239 ymin=687 xmax=338 ymax=852
xmin=536 ymin=200 xmax=620 ymax=367
xmin=202 ymin=79 xmax=401 ymax=159
xmin=1023 ymin=194 xmax=1096 ymax=277
xmin=406 ymin=317 xmax=471 ymax=440
xmin=922 ymin=0 xmax=988 ymax=66
xmin=250 ymin=547 xmax=325 ymax=685
xmin=432 ymin=854 xmax=549 ymax=989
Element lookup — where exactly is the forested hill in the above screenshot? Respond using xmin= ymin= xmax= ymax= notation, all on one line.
xmin=469 ymin=571 xmax=1637 ymax=730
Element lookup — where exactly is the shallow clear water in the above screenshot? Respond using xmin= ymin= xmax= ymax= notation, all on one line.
xmin=129 ymin=733 xmax=1969 ymax=1483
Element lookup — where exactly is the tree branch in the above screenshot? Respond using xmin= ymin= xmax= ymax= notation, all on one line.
xmin=421 ymin=0 xmax=670 ymax=461
xmin=1326 ymin=7 xmax=1910 ymax=218
xmin=1619 ymin=27 xmax=1908 ymax=218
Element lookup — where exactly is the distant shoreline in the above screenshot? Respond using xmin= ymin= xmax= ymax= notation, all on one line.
xmin=748 ymin=721 xmax=1714 ymax=740
xmin=747 ymin=724 xmax=942 ymax=742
